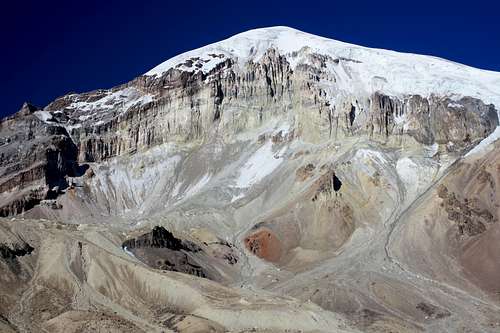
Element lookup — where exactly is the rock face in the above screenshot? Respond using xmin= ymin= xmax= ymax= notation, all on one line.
xmin=42 ymin=54 xmax=498 ymax=164
xmin=0 ymin=103 xmax=87 ymax=216
xmin=1 ymin=26 xmax=500 ymax=333
xmin=370 ymin=93 xmax=498 ymax=144
xmin=0 ymin=242 xmax=34 ymax=260
xmin=123 ymin=226 xmax=207 ymax=277
xmin=0 ymin=238 xmax=34 ymax=276
xmin=1 ymin=28 xmax=498 ymax=217
xmin=122 ymin=226 xmax=235 ymax=280
xmin=123 ymin=226 xmax=190 ymax=251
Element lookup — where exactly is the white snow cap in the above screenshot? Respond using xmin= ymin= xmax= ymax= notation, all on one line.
xmin=146 ymin=26 xmax=500 ymax=152
xmin=145 ymin=26 xmax=500 ymax=101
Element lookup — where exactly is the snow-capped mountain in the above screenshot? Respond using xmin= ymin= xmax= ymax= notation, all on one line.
xmin=147 ymin=26 xmax=500 ymax=105
xmin=1 ymin=26 xmax=500 ymax=333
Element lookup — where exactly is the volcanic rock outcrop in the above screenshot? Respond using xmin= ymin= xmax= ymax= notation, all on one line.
xmin=122 ymin=226 xmax=208 ymax=278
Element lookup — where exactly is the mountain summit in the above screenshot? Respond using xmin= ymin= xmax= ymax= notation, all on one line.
xmin=0 ymin=27 xmax=500 ymax=333
xmin=148 ymin=26 xmax=500 ymax=103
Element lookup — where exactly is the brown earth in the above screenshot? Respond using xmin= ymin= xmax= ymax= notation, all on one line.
xmin=244 ymin=228 xmax=283 ymax=263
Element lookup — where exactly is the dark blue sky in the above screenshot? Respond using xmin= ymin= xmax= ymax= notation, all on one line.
xmin=1 ymin=0 xmax=499 ymax=118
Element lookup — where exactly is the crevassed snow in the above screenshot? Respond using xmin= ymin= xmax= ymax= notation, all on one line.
xmin=235 ymin=141 xmax=287 ymax=188
xmin=171 ymin=54 xmax=228 ymax=74
xmin=145 ymin=26 xmax=500 ymax=105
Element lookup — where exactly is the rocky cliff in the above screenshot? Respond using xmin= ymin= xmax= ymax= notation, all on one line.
xmin=1 ymin=28 xmax=498 ymax=217
xmin=1 ymin=27 xmax=500 ymax=333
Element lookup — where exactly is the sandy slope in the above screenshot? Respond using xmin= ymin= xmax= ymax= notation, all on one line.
xmin=2 ymin=138 xmax=499 ymax=332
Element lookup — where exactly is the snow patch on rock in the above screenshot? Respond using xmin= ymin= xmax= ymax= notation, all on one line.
xmin=447 ymin=102 xmax=464 ymax=109
xmin=34 ymin=111 xmax=54 ymax=123
xmin=70 ymin=87 xmax=154 ymax=115
xmin=123 ymin=246 xmax=136 ymax=259
xmin=396 ymin=157 xmax=438 ymax=200
xmin=183 ymin=174 xmax=212 ymax=199
xmin=353 ymin=149 xmax=390 ymax=177
xmin=235 ymin=141 xmax=287 ymax=188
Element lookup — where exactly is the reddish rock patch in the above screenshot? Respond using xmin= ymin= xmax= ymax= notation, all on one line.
xmin=244 ymin=228 xmax=282 ymax=262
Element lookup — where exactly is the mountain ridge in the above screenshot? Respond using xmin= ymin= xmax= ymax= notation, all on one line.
xmin=0 ymin=26 xmax=500 ymax=333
